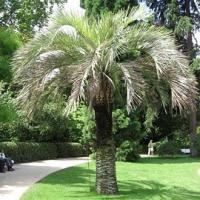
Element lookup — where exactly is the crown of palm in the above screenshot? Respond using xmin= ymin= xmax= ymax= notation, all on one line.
xmin=12 ymin=7 xmax=197 ymax=116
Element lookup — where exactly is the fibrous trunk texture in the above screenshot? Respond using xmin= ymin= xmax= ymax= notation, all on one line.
xmin=190 ymin=110 xmax=198 ymax=156
xmin=94 ymin=103 xmax=118 ymax=194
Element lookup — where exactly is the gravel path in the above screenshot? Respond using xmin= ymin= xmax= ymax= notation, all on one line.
xmin=0 ymin=157 xmax=89 ymax=200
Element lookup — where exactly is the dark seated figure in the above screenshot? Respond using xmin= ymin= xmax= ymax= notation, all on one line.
xmin=0 ymin=152 xmax=14 ymax=172
xmin=0 ymin=157 xmax=6 ymax=172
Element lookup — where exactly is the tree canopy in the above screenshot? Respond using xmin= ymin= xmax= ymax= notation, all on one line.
xmin=12 ymin=7 xmax=198 ymax=193
xmin=12 ymin=7 xmax=197 ymax=117
xmin=81 ymin=0 xmax=138 ymax=16
xmin=0 ymin=0 xmax=64 ymax=36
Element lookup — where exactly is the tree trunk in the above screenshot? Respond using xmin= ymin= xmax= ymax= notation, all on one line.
xmin=185 ymin=0 xmax=198 ymax=156
xmin=190 ymin=110 xmax=198 ymax=156
xmin=94 ymin=103 xmax=118 ymax=194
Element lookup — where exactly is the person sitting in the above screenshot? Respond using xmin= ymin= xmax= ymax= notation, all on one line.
xmin=0 ymin=156 xmax=6 ymax=172
xmin=0 ymin=152 xmax=14 ymax=171
xmin=148 ymin=140 xmax=154 ymax=155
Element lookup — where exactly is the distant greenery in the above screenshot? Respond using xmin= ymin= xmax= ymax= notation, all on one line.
xmin=0 ymin=28 xmax=21 ymax=82
xmin=0 ymin=0 xmax=65 ymax=37
xmin=0 ymin=142 xmax=85 ymax=163
xmin=156 ymin=140 xmax=181 ymax=157
xmin=116 ymin=140 xmax=140 ymax=162
xmin=0 ymin=82 xmax=18 ymax=123
xmin=21 ymin=157 xmax=200 ymax=200
xmin=68 ymin=104 xmax=95 ymax=144
xmin=81 ymin=0 xmax=138 ymax=16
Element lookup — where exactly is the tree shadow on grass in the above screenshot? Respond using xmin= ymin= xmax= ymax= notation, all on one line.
xmin=66 ymin=179 xmax=200 ymax=200
xmin=40 ymin=166 xmax=200 ymax=200
xmin=116 ymin=180 xmax=200 ymax=200
xmin=138 ymin=157 xmax=200 ymax=165
xmin=39 ymin=165 xmax=95 ymax=185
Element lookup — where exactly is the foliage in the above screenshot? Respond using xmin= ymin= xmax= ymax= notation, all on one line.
xmin=194 ymin=127 xmax=200 ymax=153
xmin=146 ymin=0 xmax=200 ymax=28
xmin=156 ymin=140 xmax=181 ymax=156
xmin=0 ymin=82 xmax=18 ymax=123
xmin=81 ymin=0 xmax=138 ymax=16
xmin=113 ymin=108 xmax=146 ymax=147
xmin=33 ymin=101 xmax=70 ymax=142
xmin=0 ymin=100 xmax=70 ymax=142
xmin=145 ymin=0 xmax=200 ymax=54
xmin=113 ymin=109 xmax=130 ymax=133
xmin=0 ymin=0 xmax=65 ymax=36
xmin=148 ymin=107 xmax=189 ymax=143
xmin=190 ymin=57 xmax=200 ymax=73
xmin=56 ymin=142 xmax=86 ymax=158
xmin=175 ymin=16 xmax=193 ymax=37
xmin=144 ymin=106 xmax=158 ymax=133
xmin=172 ymin=130 xmax=191 ymax=148
xmin=116 ymin=140 xmax=140 ymax=162
xmin=12 ymin=7 xmax=197 ymax=118
xmin=68 ymin=104 xmax=95 ymax=144
xmin=0 ymin=142 xmax=57 ymax=163
xmin=0 ymin=28 xmax=21 ymax=82
xmin=0 ymin=142 xmax=85 ymax=163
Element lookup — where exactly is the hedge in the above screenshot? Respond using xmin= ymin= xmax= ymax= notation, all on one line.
xmin=0 ymin=142 xmax=86 ymax=163
xmin=56 ymin=142 xmax=86 ymax=158
xmin=156 ymin=141 xmax=181 ymax=157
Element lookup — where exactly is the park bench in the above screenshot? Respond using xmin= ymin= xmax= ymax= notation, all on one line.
xmin=181 ymin=149 xmax=191 ymax=154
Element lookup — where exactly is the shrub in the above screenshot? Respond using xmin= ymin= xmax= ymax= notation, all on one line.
xmin=157 ymin=140 xmax=181 ymax=157
xmin=89 ymin=148 xmax=96 ymax=160
xmin=0 ymin=142 xmax=86 ymax=163
xmin=0 ymin=142 xmax=57 ymax=163
xmin=56 ymin=142 xmax=86 ymax=158
xmin=116 ymin=140 xmax=140 ymax=162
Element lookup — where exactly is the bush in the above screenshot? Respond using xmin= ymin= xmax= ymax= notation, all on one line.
xmin=157 ymin=140 xmax=181 ymax=157
xmin=116 ymin=140 xmax=140 ymax=162
xmin=89 ymin=148 xmax=96 ymax=160
xmin=0 ymin=142 xmax=86 ymax=163
xmin=56 ymin=142 xmax=86 ymax=158
xmin=0 ymin=142 xmax=57 ymax=163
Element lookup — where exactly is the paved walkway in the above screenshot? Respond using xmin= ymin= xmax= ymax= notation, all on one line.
xmin=0 ymin=157 xmax=89 ymax=200
xmin=140 ymin=154 xmax=158 ymax=158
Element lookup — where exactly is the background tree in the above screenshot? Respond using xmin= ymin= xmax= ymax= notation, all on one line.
xmin=0 ymin=28 xmax=21 ymax=83
xmin=0 ymin=0 xmax=65 ymax=38
xmin=12 ymin=8 xmax=197 ymax=194
xmin=81 ymin=0 xmax=138 ymax=16
xmin=0 ymin=0 xmax=67 ymax=140
xmin=145 ymin=0 xmax=200 ymax=155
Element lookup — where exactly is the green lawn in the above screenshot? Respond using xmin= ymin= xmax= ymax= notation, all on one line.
xmin=21 ymin=157 xmax=200 ymax=200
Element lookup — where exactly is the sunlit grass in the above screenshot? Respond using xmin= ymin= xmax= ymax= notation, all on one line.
xmin=21 ymin=157 xmax=200 ymax=200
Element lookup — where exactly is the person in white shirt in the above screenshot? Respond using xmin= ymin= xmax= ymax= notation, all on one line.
xmin=148 ymin=140 xmax=154 ymax=155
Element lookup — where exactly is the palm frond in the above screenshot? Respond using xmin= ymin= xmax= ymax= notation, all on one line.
xmin=119 ymin=62 xmax=146 ymax=112
xmin=12 ymin=6 xmax=197 ymax=117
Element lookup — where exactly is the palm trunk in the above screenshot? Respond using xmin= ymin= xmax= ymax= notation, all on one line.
xmin=185 ymin=0 xmax=198 ymax=156
xmin=190 ymin=110 xmax=198 ymax=156
xmin=94 ymin=103 xmax=118 ymax=194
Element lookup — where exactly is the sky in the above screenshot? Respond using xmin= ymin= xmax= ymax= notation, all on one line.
xmin=53 ymin=0 xmax=85 ymax=16
xmin=67 ymin=0 xmax=80 ymax=6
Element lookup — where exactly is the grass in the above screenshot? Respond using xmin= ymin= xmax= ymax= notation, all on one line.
xmin=21 ymin=157 xmax=200 ymax=200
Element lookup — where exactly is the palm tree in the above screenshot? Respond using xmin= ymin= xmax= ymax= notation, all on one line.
xmin=12 ymin=7 xmax=197 ymax=194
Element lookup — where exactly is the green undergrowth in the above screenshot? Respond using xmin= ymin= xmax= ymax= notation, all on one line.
xmin=21 ymin=157 xmax=200 ymax=200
